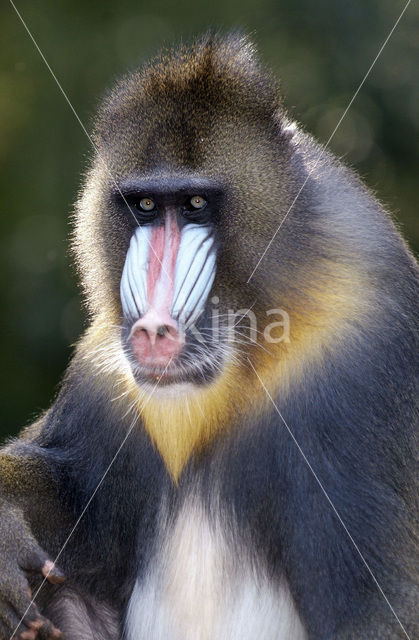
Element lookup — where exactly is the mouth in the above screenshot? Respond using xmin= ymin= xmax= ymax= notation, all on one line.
xmin=122 ymin=321 xmax=226 ymax=387
xmin=132 ymin=361 xmax=181 ymax=385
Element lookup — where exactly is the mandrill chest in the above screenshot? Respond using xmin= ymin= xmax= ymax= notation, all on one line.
xmin=125 ymin=496 xmax=307 ymax=640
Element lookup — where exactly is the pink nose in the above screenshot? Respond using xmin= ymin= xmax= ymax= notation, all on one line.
xmin=130 ymin=309 xmax=184 ymax=367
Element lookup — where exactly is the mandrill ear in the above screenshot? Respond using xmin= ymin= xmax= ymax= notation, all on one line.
xmin=281 ymin=121 xmax=297 ymax=142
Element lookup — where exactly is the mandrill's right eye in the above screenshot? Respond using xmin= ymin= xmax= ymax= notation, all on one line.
xmin=129 ymin=196 xmax=158 ymax=223
xmin=138 ymin=197 xmax=155 ymax=211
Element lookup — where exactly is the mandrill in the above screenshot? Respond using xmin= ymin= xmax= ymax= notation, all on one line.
xmin=0 ymin=33 xmax=417 ymax=640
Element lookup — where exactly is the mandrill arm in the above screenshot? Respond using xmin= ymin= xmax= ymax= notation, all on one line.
xmin=0 ymin=445 xmax=67 ymax=639
xmin=0 ymin=422 xmax=121 ymax=640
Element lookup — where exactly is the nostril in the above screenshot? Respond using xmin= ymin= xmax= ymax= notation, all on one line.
xmin=129 ymin=311 xmax=184 ymax=366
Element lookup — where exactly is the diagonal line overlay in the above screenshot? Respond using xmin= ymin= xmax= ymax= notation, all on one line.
xmin=247 ymin=358 xmax=411 ymax=639
xmin=7 ymin=1 xmax=414 ymax=638
xmin=10 ymin=359 xmax=172 ymax=639
xmin=8 ymin=0 xmax=170 ymax=279
xmin=246 ymin=0 xmax=412 ymax=283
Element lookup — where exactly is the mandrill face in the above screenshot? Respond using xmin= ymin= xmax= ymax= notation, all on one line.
xmin=71 ymin=35 xmax=374 ymax=479
xmin=117 ymin=175 xmax=225 ymax=386
xmin=74 ymin=37 xmax=304 ymax=393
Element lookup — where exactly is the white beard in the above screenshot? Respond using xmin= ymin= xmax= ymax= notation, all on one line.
xmin=125 ymin=496 xmax=307 ymax=640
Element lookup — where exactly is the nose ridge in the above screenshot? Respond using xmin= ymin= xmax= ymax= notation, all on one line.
xmin=130 ymin=308 xmax=184 ymax=366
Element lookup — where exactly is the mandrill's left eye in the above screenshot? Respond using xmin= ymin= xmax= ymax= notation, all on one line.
xmin=190 ymin=195 xmax=207 ymax=209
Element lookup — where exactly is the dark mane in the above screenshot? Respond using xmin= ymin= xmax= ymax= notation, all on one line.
xmin=95 ymin=33 xmax=282 ymax=146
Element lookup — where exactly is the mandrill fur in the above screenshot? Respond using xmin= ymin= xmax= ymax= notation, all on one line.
xmin=0 ymin=33 xmax=417 ymax=640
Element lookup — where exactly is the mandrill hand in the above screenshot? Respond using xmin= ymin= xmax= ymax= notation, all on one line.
xmin=0 ymin=500 xmax=65 ymax=640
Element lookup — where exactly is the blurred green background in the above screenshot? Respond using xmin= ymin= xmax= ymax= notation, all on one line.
xmin=1 ymin=0 xmax=418 ymax=440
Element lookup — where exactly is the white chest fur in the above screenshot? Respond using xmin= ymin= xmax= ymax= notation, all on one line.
xmin=125 ymin=497 xmax=307 ymax=640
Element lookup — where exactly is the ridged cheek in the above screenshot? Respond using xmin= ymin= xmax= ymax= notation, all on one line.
xmin=120 ymin=222 xmax=216 ymax=324
xmin=120 ymin=226 xmax=151 ymax=320
xmin=171 ymin=224 xmax=216 ymax=323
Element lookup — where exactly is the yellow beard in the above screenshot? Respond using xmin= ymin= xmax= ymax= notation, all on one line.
xmin=85 ymin=261 xmax=368 ymax=482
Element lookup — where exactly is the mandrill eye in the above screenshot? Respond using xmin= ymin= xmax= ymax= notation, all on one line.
xmin=190 ymin=195 xmax=207 ymax=209
xmin=138 ymin=197 xmax=155 ymax=211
